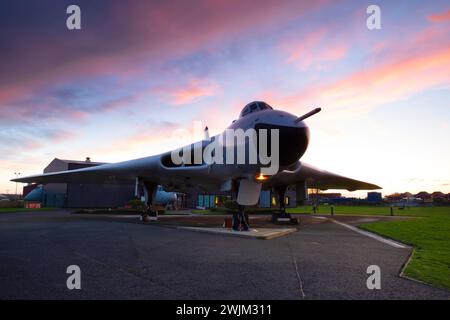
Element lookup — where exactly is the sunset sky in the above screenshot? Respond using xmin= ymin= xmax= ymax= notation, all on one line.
xmin=1 ymin=0 xmax=449 ymax=197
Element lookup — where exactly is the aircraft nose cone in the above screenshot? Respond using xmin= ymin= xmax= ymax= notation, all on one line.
xmin=255 ymin=123 xmax=309 ymax=166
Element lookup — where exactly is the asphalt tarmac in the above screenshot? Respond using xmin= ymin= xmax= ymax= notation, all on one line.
xmin=0 ymin=210 xmax=448 ymax=299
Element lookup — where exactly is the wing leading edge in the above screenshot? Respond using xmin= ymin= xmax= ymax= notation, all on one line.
xmin=269 ymin=162 xmax=381 ymax=191
xmin=13 ymin=158 xmax=380 ymax=192
xmin=11 ymin=154 xmax=220 ymax=191
xmin=11 ymin=155 xmax=162 ymax=185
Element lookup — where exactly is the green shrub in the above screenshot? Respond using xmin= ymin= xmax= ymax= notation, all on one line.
xmin=0 ymin=200 xmax=23 ymax=208
xmin=223 ymin=199 xmax=238 ymax=212
xmin=127 ymin=199 xmax=145 ymax=210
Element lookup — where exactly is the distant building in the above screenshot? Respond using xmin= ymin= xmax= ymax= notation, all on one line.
xmin=188 ymin=187 xmax=297 ymax=209
xmin=306 ymin=192 xmax=342 ymax=205
xmin=184 ymin=190 xmax=232 ymax=209
xmin=431 ymin=191 xmax=445 ymax=199
xmin=259 ymin=187 xmax=297 ymax=208
xmin=42 ymin=158 xmax=135 ymax=208
xmin=431 ymin=191 xmax=447 ymax=204
xmin=411 ymin=191 xmax=450 ymax=205
xmin=367 ymin=192 xmax=382 ymax=202
xmin=415 ymin=191 xmax=430 ymax=200
xmin=384 ymin=193 xmax=403 ymax=203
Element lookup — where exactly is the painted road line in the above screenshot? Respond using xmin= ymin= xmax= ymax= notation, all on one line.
xmin=177 ymin=227 xmax=297 ymax=240
xmin=330 ymin=219 xmax=408 ymax=249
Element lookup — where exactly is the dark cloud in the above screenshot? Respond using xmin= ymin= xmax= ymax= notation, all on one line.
xmin=0 ymin=0 xmax=326 ymax=105
xmin=0 ymin=0 xmax=327 ymax=155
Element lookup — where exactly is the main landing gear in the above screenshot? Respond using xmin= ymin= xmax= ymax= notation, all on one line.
xmin=272 ymin=186 xmax=298 ymax=225
xmin=140 ymin=181 xmax=158 ymax=222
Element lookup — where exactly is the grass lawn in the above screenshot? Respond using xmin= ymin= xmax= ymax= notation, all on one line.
xmin=358 ymin=206 xmax=450 ymax=291
xmin=194 ymin=205 xmax=419 ymax=216
xmin=0 ymin=207 xmax=58 ymax=213
xmin=287 ymin=204 xmax=424 ymax=216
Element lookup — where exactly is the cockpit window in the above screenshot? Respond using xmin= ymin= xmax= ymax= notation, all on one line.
xmin=241 ymin=106 xmax=250 ymax=117
xmin=239 ymin=101 xmax=273 ymax=118
xmin=258 ymin=102 xmax=273 ymax=110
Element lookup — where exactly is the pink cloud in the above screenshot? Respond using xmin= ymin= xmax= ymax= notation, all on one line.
xmin=47 ymin=130 xmax=77 ymax=143
xmin=282 ymin=27 xmax=349 ymax=69
xmin=428 ymin=9 xmax=450 ymax=22
xmin=285 ymin=28 xmax=328 ymax=64
xmin=0 ymin=1 xmax=329 ymax=120
xmin=318 ymin=43 xmax=348 ymax=62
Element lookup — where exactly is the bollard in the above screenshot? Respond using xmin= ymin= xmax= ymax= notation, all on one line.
xmin=331 ymin=206 xmax=334 ymax=216
xmin=390 ymin=206 xmax=394 ymax=216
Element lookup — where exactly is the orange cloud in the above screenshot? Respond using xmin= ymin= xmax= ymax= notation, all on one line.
xmin=153 ymin=79 xmax=221 ymax=106
xmin=172 ymin=80 xmax=220 ymax=105
xmin=326 ymin=47 xmax=448 ymax=105
xmin=269 ymin=26 xmax=450 ymax=117
xmin=428 ymin=9 xmax=450 ymax=22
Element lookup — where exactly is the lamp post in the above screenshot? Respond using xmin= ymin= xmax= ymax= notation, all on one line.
xmin=14 ymin=172 xmax=20 ymax=197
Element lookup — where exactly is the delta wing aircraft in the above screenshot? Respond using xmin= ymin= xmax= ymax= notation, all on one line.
xmin=12 ymin=101 xmax=380 ymax=230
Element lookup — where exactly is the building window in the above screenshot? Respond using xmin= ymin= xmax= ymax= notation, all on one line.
xmin=271 ymin=196 xmax=277 ymax=206
xmin=198 ymin=195 xmax=204 ymax=207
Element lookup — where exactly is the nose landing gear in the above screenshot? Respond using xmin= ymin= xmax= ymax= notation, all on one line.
xmin=232 ymin=205 xmax=250 ymax=231
xmin=230 ymin=178 xmax=260 ymax=231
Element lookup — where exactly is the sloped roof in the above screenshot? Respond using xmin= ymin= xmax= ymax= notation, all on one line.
xmin=57 ymin=158 xmax=108 ymax=165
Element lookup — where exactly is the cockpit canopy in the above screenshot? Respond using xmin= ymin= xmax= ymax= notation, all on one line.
xmin=239 ymin=101 xmax=273 ymax=118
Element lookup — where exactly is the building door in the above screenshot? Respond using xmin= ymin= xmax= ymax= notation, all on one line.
xmin=44 ymin=193 xmax=66 ymax=207
xmin=259 ymin=190 xmax=271 ymax=208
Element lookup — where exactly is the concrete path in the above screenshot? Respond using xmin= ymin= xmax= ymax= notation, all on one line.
xmin=0 ymin=210 xmax=448 ymax=299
